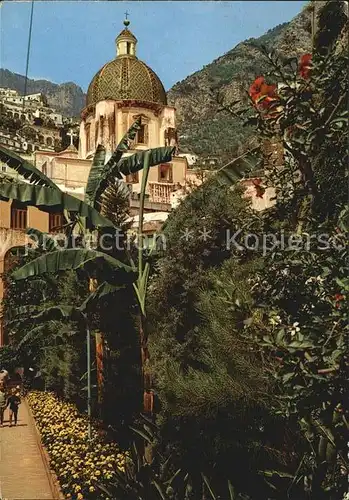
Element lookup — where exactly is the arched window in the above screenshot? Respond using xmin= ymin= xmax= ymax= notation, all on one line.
xmin=136 ymin=123 xmax=148 ymax=145
xmin=10 ymin=201 xmax=27 ymax=230
xmin=95 ymin=121 xmax=99 ymax=144
xmin=39 ymin=135 xmax=45 ymax=144
xmin=46 ymin=136 xmax=53 ymax=147
xmin=164 ymin=128 xmax=177 ymax=147
xmin=158 ymin=163 xmax=173 ymax=183
xmin=85 ymin=123 xmax=91 ymax=152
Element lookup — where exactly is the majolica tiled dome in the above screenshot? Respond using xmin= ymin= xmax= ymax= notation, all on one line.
xmin=86 ymin=21 xmax=167 ymax=107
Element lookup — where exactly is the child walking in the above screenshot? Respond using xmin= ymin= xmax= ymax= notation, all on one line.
xmin=7 ymin=388 xmax=21 ymax=427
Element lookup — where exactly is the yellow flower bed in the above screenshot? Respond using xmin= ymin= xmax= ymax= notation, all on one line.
xmin=27 ymin=391 xmax=128 ymax=500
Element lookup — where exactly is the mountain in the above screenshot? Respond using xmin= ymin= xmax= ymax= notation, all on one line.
xmin=168 ymin=4 xmax=313 ymax=164
xmin=0 ymin=69 xmax=85 ymax=118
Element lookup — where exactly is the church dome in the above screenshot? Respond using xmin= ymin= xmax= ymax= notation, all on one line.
xmin=86 ymin=20 xmax=167 ymax=107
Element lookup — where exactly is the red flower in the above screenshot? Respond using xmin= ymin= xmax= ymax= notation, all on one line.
xmin=299 ymin=54 xmax=312 ymax=79
xmin=249 ymin=76 xmax=278 ymax=112
xmin=334 ymin=293 xmax=345 ymax=308
xmin=249 ymin=76 xmax=265 ymax=101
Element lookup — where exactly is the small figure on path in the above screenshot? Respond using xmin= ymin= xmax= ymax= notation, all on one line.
xmin=0 ymin=386 xmax=6 ymax=426
xmin=7 ymin=388 xmax=21 ymax=427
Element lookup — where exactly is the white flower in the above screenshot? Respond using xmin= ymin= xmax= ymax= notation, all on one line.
xmin=291 ymin=322 xmax=300 ymax=336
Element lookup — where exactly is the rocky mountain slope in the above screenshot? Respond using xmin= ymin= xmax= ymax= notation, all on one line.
xmin=0 ymin=69 xmax=85 ymax=117
xmin=168 ymin=4 xmax=313 ymax=164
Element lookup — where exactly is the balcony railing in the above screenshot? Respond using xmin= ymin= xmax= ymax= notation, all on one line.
xmin=148 ymin=182 xmax=176 ymax=204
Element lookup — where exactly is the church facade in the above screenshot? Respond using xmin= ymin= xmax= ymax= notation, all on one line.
xmin=34 ymin=19 xmax=189 ymax=208
xmin=78 ymin=19 xmax=187 ymax=205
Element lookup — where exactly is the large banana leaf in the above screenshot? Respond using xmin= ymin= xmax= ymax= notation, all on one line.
xmin=17 ymin=308 xmax=81 ymax=350
xmin=93 ymin=146 xmax=175 ymax=209
xmin=12 ymin=248 xmax=133 ymax=280
xmin=0 ymin=144 xmax=58 ymax=188
xmin=84 ymin=144 xmax=107 ymax=206
xmin=85 ymin=118 xmax=141 ymax=207
xmin=26 ymin=228 xmax=58 ymax=252
xmin=17 ymin=325 xmax=47 ymax=350
xmin=215 ymin=147 xmax=262 ymax=186
xmin=31 ymin=305 xmax=83 ymax=322
xmin=14 ymin=282 xmax=120 ymax=320
xmin=80 ymin=281 xmax=124 ymax=312
xmin=0 ymin=176 xmax=115 ymax=229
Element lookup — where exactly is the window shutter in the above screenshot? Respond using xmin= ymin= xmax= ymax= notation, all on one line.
xmin=10 ymin=202 xmax=27 ymax=230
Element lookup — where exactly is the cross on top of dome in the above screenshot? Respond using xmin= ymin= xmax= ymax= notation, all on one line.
xmin=115 ymin=14 xmax=137 ymax=56
xmin=124 ymin=10 xmax=130 ymax=26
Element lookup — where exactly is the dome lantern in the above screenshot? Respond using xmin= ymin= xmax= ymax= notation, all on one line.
xmin=115 ymin=18 xmax=137 ymax=58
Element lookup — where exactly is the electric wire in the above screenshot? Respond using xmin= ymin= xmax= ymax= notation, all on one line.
xmin=23 ymin=0 xmax=35 ymax=112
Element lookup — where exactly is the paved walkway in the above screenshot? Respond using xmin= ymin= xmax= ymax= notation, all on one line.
xmin=0 ymin=400 xmax=54 ymax=500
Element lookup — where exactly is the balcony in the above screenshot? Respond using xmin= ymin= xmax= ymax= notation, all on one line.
xmin=148 ymin=182 xmax=175 ymax=204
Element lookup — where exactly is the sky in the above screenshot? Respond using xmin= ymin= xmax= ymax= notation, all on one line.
xmin=0 ymin=1 xmax=306 ymax=92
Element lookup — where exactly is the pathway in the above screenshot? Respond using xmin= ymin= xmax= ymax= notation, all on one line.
xmin=0 ymin=399 xmax=55 ymax=500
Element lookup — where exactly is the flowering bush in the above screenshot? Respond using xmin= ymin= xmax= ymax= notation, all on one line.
xmin=241 ymin=5 xmax=349 ymax=496
xmin=27 ymin=391 xmax=129 ymax=500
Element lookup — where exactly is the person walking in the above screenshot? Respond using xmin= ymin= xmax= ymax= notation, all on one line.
xmin=0 ymin=386 xmax=6 ymax=426
xmin=6 ymin=388 xmax=21 ymax=427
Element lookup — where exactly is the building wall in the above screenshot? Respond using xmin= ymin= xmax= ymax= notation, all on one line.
xmin=79 ymin=102 xmax=176 ymax=159
xmin=77 ymin=100 xmax=186 ymax=203
xmin=0 ymin=202 xmax=49 ymax=346
xmin=35 ymin=152 xmax=92 ymax=189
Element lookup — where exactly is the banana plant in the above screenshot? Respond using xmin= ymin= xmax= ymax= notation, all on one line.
xmin=82 ymin=120 xmax=172 ymax=406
